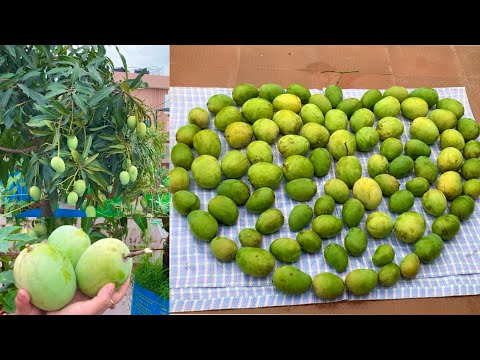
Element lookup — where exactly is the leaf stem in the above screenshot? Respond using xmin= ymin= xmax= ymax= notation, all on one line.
xmin=1 ymin=201 xmax=35 ymax=217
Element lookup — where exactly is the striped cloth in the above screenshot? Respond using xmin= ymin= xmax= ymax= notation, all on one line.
xmin=170 ymin=86 xmax=480 ymax=312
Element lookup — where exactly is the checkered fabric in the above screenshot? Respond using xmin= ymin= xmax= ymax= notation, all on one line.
xmin=170 ymin=86 xmax=480 ymax=312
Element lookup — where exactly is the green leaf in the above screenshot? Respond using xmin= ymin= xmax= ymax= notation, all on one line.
xmin=44 ymin=126 xmax=60 ymax=152
xmin=74 ymin=82 xmax=94 ymax=96
xmin=89 ymin=125 xmax=109 ymax=132
xmin=4 ymin=45 xmax=16 ymax=57
xmin=45 ymin=86 xmax=68 ymax=99
xmin=88 ymin=231 xmax=107 ymax=243
xmin=97 ymin=134 xmax=117 ymax=141
xmin=109 ymin=144 xmax=125 ymax=150
xmin=34 ymin=104 xmax=59 ymax=119
xmin=0 ymin=270 xmax=14 ymax=286
xmin=31 ymin=129 xmax=52 ymax=137
xmin=46 ymin=67 xmax=69 ymax=76
xmin=87 ymin=85 xmax=115 ymax=107
xmin=82 ymin=135 xmax=93 ymax=159
xmin=85 ymin=164 xmax=111 ymax=175
xmin=27 ymin=113 xmax=54 ymax=121
xmin=86 ymin=66 xmax=104 ymax=87
xmin=81 ymin=217 xmax=94 ymax=233
xmin=17 ymin=84 xmax=47 ymax=104
xmin=115 ymin=46 xmax=128 ymax=75
xmin=127 ymin=68 xmax=148 ymax=90
xmin=85 ymin=169 xmax=108 ymax=189
xmin=45 ymin=120 xmax=56 ymax=131
xmin=35 ymin=45 xmax=53 ymax=64
xmin=0 ymin=73 xmax=15 ymax=80
xmin=57 ymin=55 xmax=80 ymax=65
xmin=83 ymin=153 xmax=99 ymax=166
xmin=8 ymin=233 xmax=34 ymax=241
xmin=120 ymin=82 xmax=130 ymax=92
xmin=50 ymin=99 xmax=70 ymax=116
xmin=133 ymin=215 xmax=148 ymax=233
xmin=107 ymin=149 xmax=128 ymax=155
xmin=71 ymin=65 xmax=82 ymax=83
xmin=98 ymin=46 xmax=106 ymax=57
xmin=0 ymin=240 xmax=10 ymax=253
xmin=0 ymin=226 xmax=21 ymax=242
xmin=26 ymin=119 xmax=51 ymax=128
xmin=72 ymin=93 xmax=88 ymax=115
xmin=21 ymin=70 xmax=41 ymax=82
xmin=16 ymin=47 xmax=34 ymax=68
xmin=1 ymin=288 xmax=18 ymax=313
xmin=0 ymin=88 xmax=13 ymax=108
xmin=71 ymin=149 xmax=81 ymax=163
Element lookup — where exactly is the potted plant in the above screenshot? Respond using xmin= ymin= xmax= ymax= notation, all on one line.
xmin=130 ymin=217 xmax=168 ymax=315
xmin=131 ymin=255 xmax=169 ymax=315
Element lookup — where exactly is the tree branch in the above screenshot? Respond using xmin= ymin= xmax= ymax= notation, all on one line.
xmin=0 ymin=252 xmax=20 ymax=259
xmin=124 ymin=247 xmax=164 ymax=259
xmin=1 ymin=247 xmax=165 ymax=260
xmin=0 ymin=145 xmax=39 ymax=154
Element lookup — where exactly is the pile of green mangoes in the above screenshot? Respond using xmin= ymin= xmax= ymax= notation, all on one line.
xmin=13 ymin=225 xmax=132 ymax=311
xmin=171 ymin=82 xmax=480 ymax=299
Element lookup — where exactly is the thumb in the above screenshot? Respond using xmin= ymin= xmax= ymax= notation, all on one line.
xmin=88 ymin=283 xmax=116 ymax=315
xmin=14 ymin=289 xmax=33 ymax=315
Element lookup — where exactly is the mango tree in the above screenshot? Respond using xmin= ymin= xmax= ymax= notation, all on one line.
xmin=0 ymin=45 xmax=166 ymax=216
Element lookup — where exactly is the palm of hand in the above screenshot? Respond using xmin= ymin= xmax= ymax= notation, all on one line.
xmin=15 ymin=277 xmax=130 ymax=315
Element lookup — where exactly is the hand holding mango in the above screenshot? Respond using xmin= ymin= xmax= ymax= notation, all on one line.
xmin=13 ymin=225 xmax=142 ymax=312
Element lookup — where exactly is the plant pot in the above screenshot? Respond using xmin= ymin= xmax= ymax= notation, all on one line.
xmin=131 ymin=282 xmax=169 ymax=315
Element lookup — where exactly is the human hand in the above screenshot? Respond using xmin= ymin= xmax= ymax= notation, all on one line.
xmin=14 ymin=277 xmax=131 ymax=315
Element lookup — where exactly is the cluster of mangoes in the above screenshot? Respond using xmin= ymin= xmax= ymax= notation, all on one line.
xmin=13 ymin=225 xmax=132 ymax=311
xmin=27 ymin=115 xmax=144 ymax=216
xmin=171 ymin=82 xmax=480 ymax=299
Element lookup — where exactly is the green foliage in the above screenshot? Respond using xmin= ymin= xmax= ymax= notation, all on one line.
xmin=133 ymin=256 xmax=169 ymax=299
xmin=0 ymin=45 xmax=167 ymax=215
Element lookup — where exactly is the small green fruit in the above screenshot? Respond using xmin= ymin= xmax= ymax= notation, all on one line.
xmin=98 ymin=192 xmax=107 ymax=202
xmin=67 ymin=135 xmax=78 ymax=150
xmin=85 ymin=206 xmax=96 ymax=217
xmin=33 ymin=223 xmax=47 ymax=237
xmin=74 ymin=180 xmax=86 ymax=197
xmin=29 ymin=186 xmax=41 ymax=201
xmin=127 ymin=115 xmax=137 ymax=130
xmin=128 ymin=166 xmax=138 ymax=182
xmin=119 ymin=171 xmax=130 ymax=185
xmin=137 ymin=122 xmax=147 ymax=139
xmin=50 ymin=156 xmax=65 ymax=173
xmin=67 ymin=191 xmax=78 ymax=206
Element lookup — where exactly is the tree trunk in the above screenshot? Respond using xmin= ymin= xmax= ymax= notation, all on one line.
xmin=39 ymin=199 xmax=54 ymax=217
